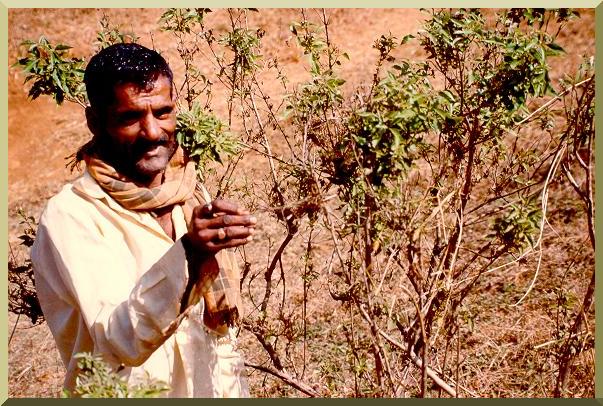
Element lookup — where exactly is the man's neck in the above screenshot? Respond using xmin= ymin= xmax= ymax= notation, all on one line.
xmin=146 ymin=171 xmax=165 ymax=188
xmin=151 ymin=205 xmax=176 ymax=241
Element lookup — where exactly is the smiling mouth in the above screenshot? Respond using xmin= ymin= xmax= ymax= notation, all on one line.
xmin=141 ymin=145 xmax=164 ymax=158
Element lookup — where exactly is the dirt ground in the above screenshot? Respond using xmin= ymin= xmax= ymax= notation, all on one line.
xmin=7 ymin=8 xmax=595 ymax=397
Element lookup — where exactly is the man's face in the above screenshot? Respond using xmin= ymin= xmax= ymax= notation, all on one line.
xmin=95 ymin=75 xmax=177 ymax=184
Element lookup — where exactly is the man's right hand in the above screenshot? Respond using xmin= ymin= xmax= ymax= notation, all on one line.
xmin=187 ymin=199 xmax=257 ymax=255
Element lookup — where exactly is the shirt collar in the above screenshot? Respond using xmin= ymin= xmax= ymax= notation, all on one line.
xmin=72 ymin=169 xmax=183 ymax=242
xmin=72 ymin=169 xmax=106 ymax=199
xmin=73 ymin=169 xmax=146 ymax=220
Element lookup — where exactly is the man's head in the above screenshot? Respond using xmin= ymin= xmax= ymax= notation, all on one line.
xmin=84 ymin=43 xmax=178 ymax=186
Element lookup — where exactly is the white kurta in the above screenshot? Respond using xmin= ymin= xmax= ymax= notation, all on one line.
xmin=31 ymin=170 xmax=249 ymax=397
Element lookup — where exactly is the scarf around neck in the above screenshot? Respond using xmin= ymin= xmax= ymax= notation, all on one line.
xmin=84 ymin=151 xmax=241 ymax=329
xmin=84 ymin=151 xmax=197 ymax=212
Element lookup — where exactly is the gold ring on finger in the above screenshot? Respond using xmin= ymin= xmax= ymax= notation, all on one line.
xmin=217 ymin=227 xmax=227 ymax=240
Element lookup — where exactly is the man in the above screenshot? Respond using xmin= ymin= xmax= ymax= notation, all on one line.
xmin=31 ymin=43 xmax=256 ymax=397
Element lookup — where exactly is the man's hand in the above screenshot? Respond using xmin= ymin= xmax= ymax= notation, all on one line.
xmin=187 ymin=199 xmax=257 ymax=255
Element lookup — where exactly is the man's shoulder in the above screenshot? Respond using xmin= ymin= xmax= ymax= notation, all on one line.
xmin=46 ymin=180 xmax=84 ymax=206
xmin=41 ymin=176 xmax=100 ymax=223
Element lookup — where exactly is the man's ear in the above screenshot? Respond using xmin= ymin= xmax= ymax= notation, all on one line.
xmin=85 ymin=107 xmax=101 ymax=137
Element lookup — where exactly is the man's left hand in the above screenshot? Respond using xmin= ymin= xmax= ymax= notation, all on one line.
xmin=187 ymin=199 xmax=257 ymax=255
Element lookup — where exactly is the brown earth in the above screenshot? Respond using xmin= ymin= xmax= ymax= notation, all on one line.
xmin=7 ymin=8 xmax=595 ymax=397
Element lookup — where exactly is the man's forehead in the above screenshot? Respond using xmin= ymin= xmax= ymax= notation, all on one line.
xmin=108 ymin=76 xmax=173 ymax=109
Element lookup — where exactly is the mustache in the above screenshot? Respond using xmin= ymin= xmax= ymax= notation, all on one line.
xmin=131 ymin=134 xmax=173 ymax=155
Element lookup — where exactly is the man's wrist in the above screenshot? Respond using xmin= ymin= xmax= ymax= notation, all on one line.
xmin=180 ymin=234 xmax=203 ymax=312
xmin=181 ymin=233 xmax=219 ymax=287
xmin=181 ymin=233 xmax=195 ymax=263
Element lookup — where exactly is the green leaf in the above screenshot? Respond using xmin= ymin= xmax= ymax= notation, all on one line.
xmin=401 ymin=34 xmax=415 ymax=45
xmin=546 ymin=42 xmax=565 ymax=53
xmin=438 ymin=90 xmax=456 ymax=103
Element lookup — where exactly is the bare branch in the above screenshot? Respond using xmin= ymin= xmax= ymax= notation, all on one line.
xmin=245 ymin=362 xmax=319 ymax=397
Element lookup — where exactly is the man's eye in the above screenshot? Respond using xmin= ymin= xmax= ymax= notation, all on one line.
xmin=155 ymin=107 xmax=174 ymax=118
xmin=117 ymin=112 xmax=140 ymax=124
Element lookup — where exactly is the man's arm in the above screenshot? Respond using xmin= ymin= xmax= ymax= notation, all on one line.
xmin=32 ymin=195 xmax=255 ymax=369
xmin=181 ymin=199 xmax=256 ymax=332
xmin=32 ymin=195 xmax=201 ymax=369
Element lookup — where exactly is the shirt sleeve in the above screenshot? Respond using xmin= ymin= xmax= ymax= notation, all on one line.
xmin=31 ymin=197 xmax=191 ymax=368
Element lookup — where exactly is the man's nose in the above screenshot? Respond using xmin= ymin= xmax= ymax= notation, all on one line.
xmin=140 ymin=114 xmax=163 ymax=141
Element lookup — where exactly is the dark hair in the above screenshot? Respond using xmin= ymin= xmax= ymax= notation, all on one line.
xmin=84 ymin=43 xmax=173 ymax=111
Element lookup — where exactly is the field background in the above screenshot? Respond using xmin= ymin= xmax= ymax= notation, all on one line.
xmin=7 ymin=8 xmax=595 ymax=397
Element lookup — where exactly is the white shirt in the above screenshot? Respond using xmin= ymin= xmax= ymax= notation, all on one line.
xmin=31 ymin=170 xmax=249 ymax=397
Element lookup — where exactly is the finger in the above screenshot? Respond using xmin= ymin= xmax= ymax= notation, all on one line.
xmin=195 ymin=228 xmax=217 ymax=243
xmin=221 ymin=226 xmax=255 ymax=240
xmin=192 ymin=205 xmax=203 ymax=220
xmin=211 ymin=199 xmax=250 ymax=215
xmin=206 ymin=236 xmax=254 ymax=252
xmin=200 ymin=203 xmax=213 ymax=217
xmin=193 ymin=225 xmax=255 ymax=243
xmin=196 ymin=214 xmax=257 ymax=229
